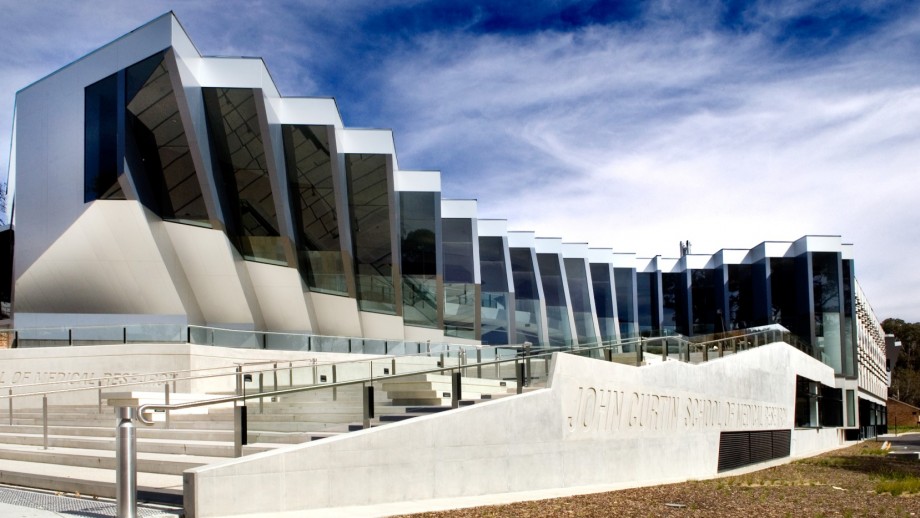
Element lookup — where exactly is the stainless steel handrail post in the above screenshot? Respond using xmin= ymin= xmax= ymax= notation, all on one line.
xmin=98 ymin=381 xmax=103 ymax=414
xmin=115 ymin=405 xmax=137 ymax=518
xmin=258 ymin=373 xmax=264 ymax=414
xmin=164 ymin=383 xmax=170 ymax=429
xmin=332 ymin=365 xmax=338 ymax=402
xmin=476 ymin=349 xmax=482 ymax=378
xmin=7 ymin=388 xmax=11 ymax=425
xmin=42 ymin=395 xmax=48 ymax=450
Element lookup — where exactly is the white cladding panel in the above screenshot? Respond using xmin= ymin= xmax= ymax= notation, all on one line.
xmin=395 ymin=170 xmax=441 ymax=192
xmin=273 ymin=98 xmax=344 ymax=128
xmin=441 ymin=199 xmax=477 ymax=219
xmin=508 ymin=231 xmax=536 ymax=248
xmin=477 ymin=219 xmax=507 ymax=237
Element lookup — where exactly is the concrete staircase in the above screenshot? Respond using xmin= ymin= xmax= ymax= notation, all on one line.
xmin=0 ymin=376 xmax=522 ymax=506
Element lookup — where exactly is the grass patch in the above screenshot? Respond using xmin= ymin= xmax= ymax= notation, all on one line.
xmin=860 ymin=448 xmax=888 ymax=456
xmin=875 ymin=472 xmax=920 ymax=496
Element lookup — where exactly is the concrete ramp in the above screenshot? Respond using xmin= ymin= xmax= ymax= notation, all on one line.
xmin=184 ymin=342 xmax=844 ymax=517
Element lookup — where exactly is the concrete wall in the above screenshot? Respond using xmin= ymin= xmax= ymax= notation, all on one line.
xmin=185 ymin=342 xmax=841 ymax=517
xmin=0 ymin=343 xmax=385 ymax=408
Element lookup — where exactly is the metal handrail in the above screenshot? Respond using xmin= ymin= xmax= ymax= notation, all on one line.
xmin=133 ymin=326 xmax=793 ymax=422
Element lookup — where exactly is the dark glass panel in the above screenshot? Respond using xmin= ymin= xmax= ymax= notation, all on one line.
xmin=590 ymin=263 xmax=617 ymax=342
xmin=510 ymin=248 xmax=543 ymax=345
xmin=444 ymin=282 xmax=477 ymax=339
xmin=125 ymin=52 xmax=208 ymax=224
xmin=564 ymin=258 xmax=597 ymax=344
xmin=84 ymin=73 xmax=124 ymax=202
xmin=661 ymin=272 xmax=687 ymax=335
xmin=480 ymin=236 xmax=511 ymax=344
xmin=769 ymin=258 xmax=797 ymax=329
xmin=727 ymin=264 xmax=753 ymax=331
xmin=812 ymin=252 xmax=843 ymax=373
xmin=203 ymin=87 xmax=285 ymax=263
xmin=442 ymin=219 xmax=475 ymax=284
xmin=442 ymin=217 xmax=477 ymax=337
xmin=691 ymin=269 xmax=718 ymax=335
xmin=283 ymin=124 xmax=346 ymax=294
xmin=636 ymin=272 xmax=660 ymax=335
xmin=614 ymin=268 xmax=637 ymax=338
xmin=401 ymin=191 xmax=439 ymax=327
xmin=537 ymin=253 xmax=572 ymax=346
xmin=842 ymin=260 xmax=856 ymax=377
xmin=345 ymin=154 xmax=395 ymax=314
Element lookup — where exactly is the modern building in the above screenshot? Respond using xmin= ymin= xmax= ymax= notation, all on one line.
xmin=6 ymin=12 xmax=887 ymax=436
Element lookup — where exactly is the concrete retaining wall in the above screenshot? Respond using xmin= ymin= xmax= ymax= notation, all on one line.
xmin=185 ymin=342 xmax=841 ymax=517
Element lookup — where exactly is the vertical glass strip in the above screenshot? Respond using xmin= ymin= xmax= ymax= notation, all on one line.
xmin=564 ymin=258 xmax=597 ymax=345
xmin=345 ymin=154 xmax=396 ymax=314
xmin=691 ymin=269 xmax=718 ymax=335
xmin=125 ymin=52 xmax=208 ymax=224
xmin=614 ymin=268 xmax=637 ymax=339
xmin=812 ymin=252 xmax=843 ymax=373
xmin=203 ymin=87 xmax=285 ymax=263
xmin=283 ymin=124 xmax=347 ymax=294
xmin=84 ymin=73 xmax=124 ymax=202
xmin=479 ymin=236 xmax=511 ymax=344
xmin=590 ymin=264 xmax=617 ymax=343
xmin=400 ymin=191 xmax=439 ymax=327
xmin=537 ymin=253 xmax=572 ymax=346
xmin=442 ymin=218 xmax=476 ymax=338
xmin=510 ymin=248 xmax=543 ymax=346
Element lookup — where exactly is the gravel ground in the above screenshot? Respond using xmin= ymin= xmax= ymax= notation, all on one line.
xmin=401 ymin=441 xmax=920 ymax=517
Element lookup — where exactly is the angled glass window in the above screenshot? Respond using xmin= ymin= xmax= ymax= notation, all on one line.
xmin=614 ymin=268 xmax=638 ymax=339
xmin=345 ymin=154 xmax=396 ymax=314
xmin=282 ymin=124 xmax=347 ymax=294
xmin=636 ymin=272 xmax=660 ymax=336
xmin=661 ymin=272 xmax=688 ymax=335
xmin=564 ymin=258 xmax=597 ymax=345
xmin=726 ymin=264 xmax=753 ymax=331
xmin=84 ymin=73 xmax=124 ymax=202
xmin=812 ymin=252 xmax=843 ymax=373
xmin=537 ymin=253 xmax=572 ymax=346
xmin=769 ymin=258 xmax=797 ymax=330
xmin=510 ymin=248 xmax=543 ymax=346
xmin=691 ymin=269 xmax=718 ymax=335
xmin=590 ymin=263 xmax=617 ymax=343
xmin=125 ymin=52 xmax=208 ymax=224
xmin=841 ymin=259 xmax=856 ymax=377
xmin=400 ymin=191 xmax=439 ymax=327
xmin=480 ymin=236 xmax=511 ymax=345
xmin=442 ymin=218 xmax=476 ymax=338
xmin=203 ymin=87 xmax=285 ymax=264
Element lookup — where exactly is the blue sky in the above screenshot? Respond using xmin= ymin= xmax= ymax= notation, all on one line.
xmin=1 ymin=0 xmax=919 ymax=320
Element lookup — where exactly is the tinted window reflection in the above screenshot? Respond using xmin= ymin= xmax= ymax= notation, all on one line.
xmin=283 ymin=124 xmax=347 ymax=294
xmin=564 ymin=258 xmax=597 ymax=345
xmin=480 ymin=236 xmax=511 ymax=344
xmin=84 ymin=73 xmax=124 ymax=202
xmin=401 ymin=191 xmax=439 ymax=327
xmin=442 ymin=218 xmax=476 ymax=338
xmin=537 ymin=253 xmax=572 ymax=346
xmin=126 ymin=52 xmax=208 ymax=224
xmin=203 ymin=87 xmax=285 ymax=264
xmin=614 ymin=268 xmax=637 ymax=338
xmin=510 ymin=248 xmax=543 ymax=345
xmin=590 ymin=263 xmax=617 ymax=342
xmin=345 ymin=153 xmax=395 ymax=314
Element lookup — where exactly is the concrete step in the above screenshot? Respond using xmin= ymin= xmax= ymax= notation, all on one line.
xmin=0 ymin=424 xmax=235 ymax=442
xmin=0 ymin=443 xmax=221 ymax=475
xmin=0 ymin=457 xmax=183 ymax=504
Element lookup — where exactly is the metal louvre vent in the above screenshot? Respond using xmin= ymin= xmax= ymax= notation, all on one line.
xmin=718 ymin=430 xmax=791 ymax=472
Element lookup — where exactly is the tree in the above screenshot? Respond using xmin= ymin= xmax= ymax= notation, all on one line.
xmin=882 ymin=318 xmax=920 ymax=406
